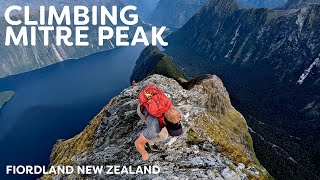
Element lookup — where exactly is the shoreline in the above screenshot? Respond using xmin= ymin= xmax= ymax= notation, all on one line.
xmin=0 ymin=91 xmax=15 ymax=109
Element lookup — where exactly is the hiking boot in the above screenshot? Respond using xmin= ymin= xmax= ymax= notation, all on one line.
xmin=145 ymin=143 xmax=161 ymax=152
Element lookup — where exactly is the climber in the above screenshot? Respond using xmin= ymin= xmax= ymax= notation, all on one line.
xmin=134 ymin=85 xmax=183 ymax=161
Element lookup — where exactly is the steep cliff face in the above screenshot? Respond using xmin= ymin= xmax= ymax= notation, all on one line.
xmin=0 ymin=1 xmax=143 ymax=78
xmin=284 ymin=0 xmax=320 ymax=9
xmin=165 ymin=0 xmax=320 ymax=179
xmin=167 ymin=0 xmax=320 ymax=85
xmin=130 ymin=45 xmax=186 ymax=82
xmin=149 ymin=0 xmax=208 ymax=28
xmin=42 ymin=74 xmax=270 ymax=179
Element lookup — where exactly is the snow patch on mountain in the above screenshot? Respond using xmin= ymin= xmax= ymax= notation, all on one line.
xmin=297 ymin=55 xmax=320 ymax=84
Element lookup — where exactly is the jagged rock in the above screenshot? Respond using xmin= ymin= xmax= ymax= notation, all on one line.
xmin=42 ymin=74 xmax=269 ymax=179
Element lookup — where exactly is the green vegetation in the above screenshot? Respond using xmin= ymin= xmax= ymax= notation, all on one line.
xmin=184 ymin=80 xmax=271 ymax=179
xmin=194 ymin=111 xmax=271 ymax=180
xmin=186 ymin=128 xmax=203 ymax=145
xmin=130 ymin=45 xmax=186 ymax=82
xmin=0 ymin=91 xmax=15 ymax=109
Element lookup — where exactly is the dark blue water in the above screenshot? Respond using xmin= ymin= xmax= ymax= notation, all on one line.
xmin=0 ymin=43 xmax=148 ymax=179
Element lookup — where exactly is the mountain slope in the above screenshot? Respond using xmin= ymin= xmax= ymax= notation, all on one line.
xmin=41 ymin=74 xmax=270 ymax=179
xmin=284 ymin=0 xmax=320 ymax=9
xmin=122 ymin=0 xmax=159 ymax=19
xmin=130 ymin=45 xmax=186 ymax=82
xmin=148 ymin=0 xmax=287 ymax=29
xmin=164 ymin=0 xmax=320 ymax=179
xmin=237 ymin=0 xmax=287 ymax=8
xmin=0 ymin=0 xmax=126 ymax=17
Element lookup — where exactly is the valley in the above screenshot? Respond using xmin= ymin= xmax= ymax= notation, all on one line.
xmin=164 ymin=0 xmax=320 ymax=179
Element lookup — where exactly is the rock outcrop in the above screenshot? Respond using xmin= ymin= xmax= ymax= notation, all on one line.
xmin=42 ymin=74 xmax=270 ymax=179
xmin=0 ymin=91 xmax=14 ymax=109
xmin=130 ymin=45 xmax=186 ymax=83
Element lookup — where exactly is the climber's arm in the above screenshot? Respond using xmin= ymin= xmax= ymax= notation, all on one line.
xmin=135 ymin=133 xmax=149 ymax=161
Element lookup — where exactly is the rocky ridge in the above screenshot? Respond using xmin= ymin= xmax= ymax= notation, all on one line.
xmin=130 ymin=45 xmax=186 ymax=83
xmin=42 ymin=74 xmax=269 ymax=179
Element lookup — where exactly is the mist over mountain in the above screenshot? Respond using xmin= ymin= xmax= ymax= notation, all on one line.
xmin=149 ymin=0 xmax=208 ymax=28
xmin=147 ymin=0 xmax=288 ymax=29
xmin=164 ymin=0 xmax=320 ymax=179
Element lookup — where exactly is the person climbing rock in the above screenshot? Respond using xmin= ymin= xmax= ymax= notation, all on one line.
xmin=134 ymin=84 xmax=184 ymax=161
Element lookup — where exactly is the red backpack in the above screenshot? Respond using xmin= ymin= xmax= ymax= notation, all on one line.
xmin=138 ymin=85 xmax=173 ymax=127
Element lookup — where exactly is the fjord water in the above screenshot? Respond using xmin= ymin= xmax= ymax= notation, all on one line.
xmin=0 ymin=43 xmax=148 ymax=179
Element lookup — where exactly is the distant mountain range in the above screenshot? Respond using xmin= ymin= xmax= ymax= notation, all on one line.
xmin=164 ymin=0 xmax=320 ymax=179
xmin=283 ymin=0 xmax=320 ymax=9
xmin=0 ymin=0 xmax=127 ymax=17
xmin=148 ymin=0 xmax=291 ymax=29
xmin=122 ymin=0 xmax=159 ymax=20
xmin=149 ymin=0 xmax=208 ymax=28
